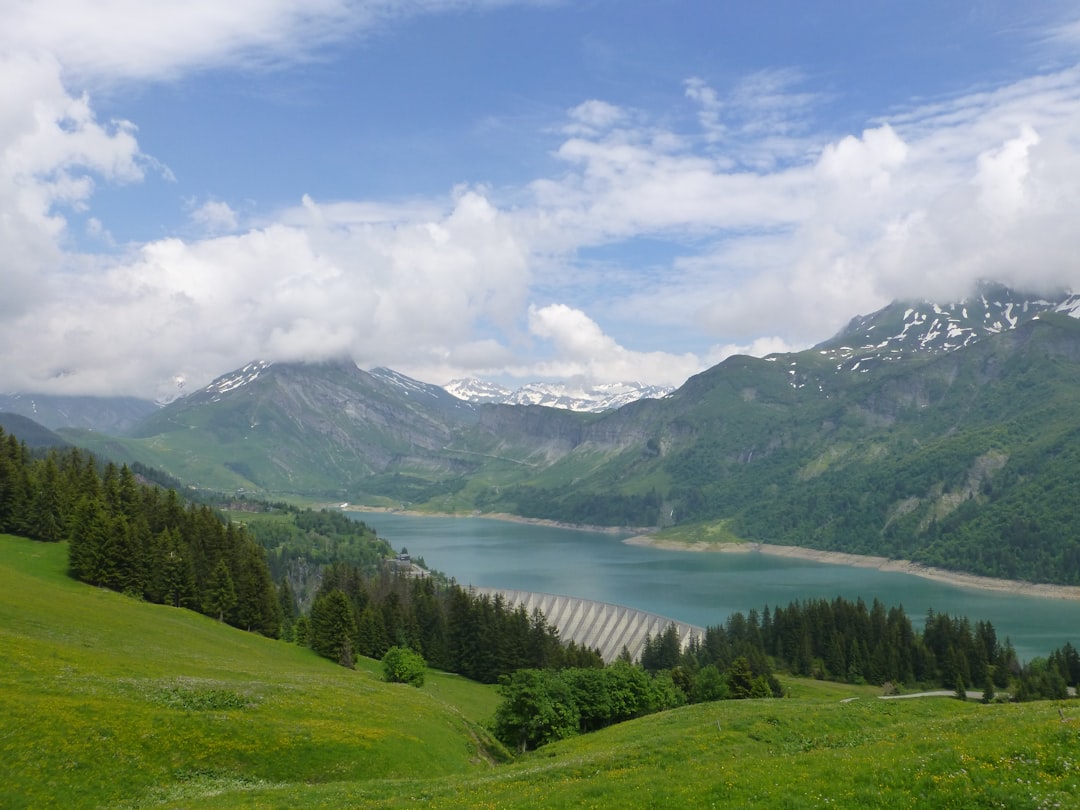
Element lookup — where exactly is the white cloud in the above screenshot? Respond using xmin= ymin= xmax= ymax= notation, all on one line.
xmin=190 ymin=199 xmax=240 ymax=233
xmin=0 ymin=187 xmax=532 ymax=395
xmin=684 ymin=77 xmax=723 ymax=140
xmin=0 ymin=52 xmax=145 ymax=317
xmin=6 ymin=2 xmax=1080 ymax=400
xmin=0 ymin=0 xmax=548 ymax=83
xmin=524 ymin=304 xmax=704 ymax=387
xmin=528 ymin=65 xmax=1080 ymax=351
xmin=564 ymin=99 xmax=626 ymax=135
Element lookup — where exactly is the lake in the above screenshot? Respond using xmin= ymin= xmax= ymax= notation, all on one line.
xmin=356 ymin=512 xmax=1080 ymax=663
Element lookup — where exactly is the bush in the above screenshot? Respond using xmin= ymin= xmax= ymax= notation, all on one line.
xmin=382 ymin=646 xmax=426 ymax=687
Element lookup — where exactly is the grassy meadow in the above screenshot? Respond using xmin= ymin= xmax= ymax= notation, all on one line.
xmin=2 ymin=533 xmax=1078 ymax=809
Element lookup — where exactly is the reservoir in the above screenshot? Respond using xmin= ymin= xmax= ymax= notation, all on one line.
xmin=358 ymin=512 xmax=1080 ymax=663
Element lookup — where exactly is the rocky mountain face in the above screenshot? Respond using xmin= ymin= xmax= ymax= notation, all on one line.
xmin=123 ymin=358 xmax=488 ymax=492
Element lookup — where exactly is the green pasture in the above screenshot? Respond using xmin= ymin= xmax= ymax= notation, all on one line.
xmin=2 ymin=534 xmax=1076 ymax=809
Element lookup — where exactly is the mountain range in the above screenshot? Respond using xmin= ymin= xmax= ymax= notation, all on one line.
xmin=443 ymin=377 xmax=674 ymax=411
xmin=13 ymin=282 xmax=1080 ymax=585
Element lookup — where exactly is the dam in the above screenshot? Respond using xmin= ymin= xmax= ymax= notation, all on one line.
xmin=475 ymin=588 xmax=705 ymax=664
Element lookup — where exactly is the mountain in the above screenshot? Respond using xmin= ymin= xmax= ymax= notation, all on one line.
xmin=0 ymin=393 xmax=157 ymax=434
xmin=77 ymin=285 xmax=1080 ymax=584
xmin=0 ymin=413 xmax=70 ymax=448
xmin=445 ymin=378 xmax=674 ymax=412
xmin=113 ymin=358 xmax=487 ymax=495
xmin=816 ymin=282 xmax=1080 ymax=372
xmin=443 ymin=378 xmax=515 ymax=404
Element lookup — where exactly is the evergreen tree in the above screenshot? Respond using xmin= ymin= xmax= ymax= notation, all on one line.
xmin=981 ymin=675 xmax=995 ymax=704
xmin=28 ymin=456 xmax=64 ymax=543
xmin=955 ymin=674 xmax=967 ymax=701
xmin=68 ymin=496 xmax=110 ymax=584
xmin=206 ymin=558 xmax=238 ymax=621
xmin=277 ymin=579 xmax=298 ymax=641
xmin=154 ymin=527 xmax=198 ymax=609
xmin=310 ymin=589 xmax=358 ymax=667
xmin=727 ymin=656 xmax=754 ymax=699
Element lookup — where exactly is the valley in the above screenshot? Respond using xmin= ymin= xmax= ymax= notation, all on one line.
xmin=3 ymin=533 xmax=1078 ymax=809
xmin=48 ymin=285 xmax=1080 ymax=588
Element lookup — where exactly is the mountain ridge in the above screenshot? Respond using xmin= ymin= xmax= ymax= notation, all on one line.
xmin=444 ymin=378 xmax=674 ymax=412
xmin=44 ymin=284 xmax=1080 ymax=585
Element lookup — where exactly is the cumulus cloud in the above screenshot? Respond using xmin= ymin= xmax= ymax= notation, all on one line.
xmin=0 ymin=52 xmax=145 ymax=317
xmin=0 ymin=188 xmax=532 ymax=395
xmin=530 ymin=66 xmax=1080 ymax=350
xmin=524 ymin=304 xmax=704 ymax=387
xmin=5 ymin=1 xmax=1080 ymax=400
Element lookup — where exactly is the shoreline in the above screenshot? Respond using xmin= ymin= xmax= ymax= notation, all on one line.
xmin=339 ymin=504 xmax=1080 ymax=601
xmin=341 ymin=505 xmax=643 ymax=535
xmin=623 ymin=535 xmax=1080 ymax=602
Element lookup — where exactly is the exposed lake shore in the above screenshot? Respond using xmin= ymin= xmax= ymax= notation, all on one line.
xmin=623 ymin=535 xmax=1080 ymax=602
xmin=345 ymin=505 xmax=639 ymax=535
xmin=343 ymin=504 xmax=1080 ymax=602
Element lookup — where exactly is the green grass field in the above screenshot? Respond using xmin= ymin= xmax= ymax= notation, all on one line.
xmin=2 ymin=534 xmax=1077 ymax=809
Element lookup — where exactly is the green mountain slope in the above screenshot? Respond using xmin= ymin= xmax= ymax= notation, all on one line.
xmin=67 ymin=290 xmax=1080 ymax=583
xmin=0 ymin=535 xmax=502 ymax=809
xmin=0 ymin=412 xmax=70 ymax=448
xmin=3 ymin=534 xmax=1077 ymax=809
xmin=468 ymin=313 xmax=1080 ymax=578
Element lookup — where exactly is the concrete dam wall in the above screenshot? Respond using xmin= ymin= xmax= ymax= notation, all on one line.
xmin=475 ymin=588 xmax=705 ymax=664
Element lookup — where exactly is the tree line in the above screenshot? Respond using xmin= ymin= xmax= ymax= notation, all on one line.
xmin=659 ymin=597 xmax=1079 ymax=702
xmin=0 ymin=428 xmax=281 ymax=636
xmin=4 ymin=424 xmax=1075 ymax=755
xmin=298 ymin=561 xmax=603 ymax=680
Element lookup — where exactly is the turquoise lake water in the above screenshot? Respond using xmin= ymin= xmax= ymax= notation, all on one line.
xmin=357 ymin=512 xmax=1080 ymax=663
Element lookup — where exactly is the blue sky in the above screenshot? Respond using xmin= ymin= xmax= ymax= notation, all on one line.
xmin=3 ymin=1 xmax=1080 ymax=399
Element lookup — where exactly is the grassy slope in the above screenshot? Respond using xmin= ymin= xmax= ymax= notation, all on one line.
xmin=3 ymin=534 xmax=1078 ymax=809
xmin=0 ymin=535 xmax=501 ymax=809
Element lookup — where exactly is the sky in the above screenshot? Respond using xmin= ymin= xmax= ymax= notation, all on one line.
xmin=4 ymin=1 xmax=1080 ymax=401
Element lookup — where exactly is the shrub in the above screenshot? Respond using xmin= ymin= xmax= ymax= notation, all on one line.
xmin=382 ymin=646 xmax=426 ymax=687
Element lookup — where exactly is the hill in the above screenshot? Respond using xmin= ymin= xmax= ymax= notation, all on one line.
xmin=0 ymin=534 xmax=503 ymax=809
xmin=0 ymin=412 xmax=69 ymax=448
xmin=58 ymin=286 xmax=1080 ymax=584
xmin=2 ymin=533 xmax=1077 ymax=809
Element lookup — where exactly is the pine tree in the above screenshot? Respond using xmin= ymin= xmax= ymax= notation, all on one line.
xmin=206 ymin=558 xmax=238 ymax=621
xmin=68 ymin=496 xmax=109 ymax=584
xmin=154 ymin=528 xmax=197 ymax=608
xmin=28 ymin=456 xmax=64 ymax=543
xmin=310 ymin=589 xmax=358 ymax=667
xmin=982 ymin=675 xmax=995 ymax=704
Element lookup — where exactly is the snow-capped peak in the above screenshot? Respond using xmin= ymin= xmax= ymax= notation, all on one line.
xmin=816 ymin=285 xmax=1077 ymax=374
xmin=368 ymin=367 xmax=455 ymax=401
xmin=154 ymin=374 xmax=188 ymax=406
xmin=444 ymin=378 xmax=673 ymax=412
xmin=201 ymin=360 xmax=272 ymax=400
xmin=444 ymin=378 xmax=514 ymax=404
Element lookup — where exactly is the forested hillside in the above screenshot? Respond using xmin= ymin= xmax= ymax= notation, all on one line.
xmin=474 ymin=314 xmax=1080 ymax=585
xmin=66 ymin=289 xmax=1080 ymax=587
xmin=0 ymin=427 xmax=282 ymax=634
